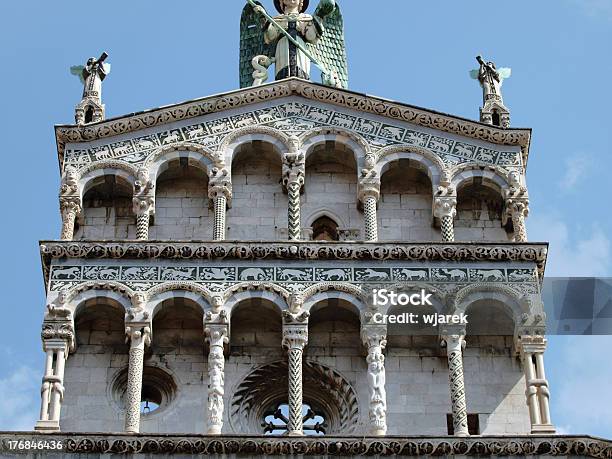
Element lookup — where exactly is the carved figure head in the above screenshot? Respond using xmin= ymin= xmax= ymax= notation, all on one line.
xmin=275 ymin=0 xmax=308 ymax=14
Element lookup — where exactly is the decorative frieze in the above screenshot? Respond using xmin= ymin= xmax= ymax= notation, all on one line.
xmin=5 ymin=433 xmax=609 ymax=456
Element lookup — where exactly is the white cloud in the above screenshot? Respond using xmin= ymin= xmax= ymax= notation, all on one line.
xmin=552 ymin=336 xmax=612 ymax=437
xmin=0 ymin=366 xmax=39 ymax=431
xmin=559 ymin=154 xmax=592 ymax=191
xmin=528 ymin=214 xmax=611 ymax=277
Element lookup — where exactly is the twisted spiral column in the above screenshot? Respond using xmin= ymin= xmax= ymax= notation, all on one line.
xmin=136 ymin=214 xmax=150 ymax=240
xmin=287 ymin=180 xmax=302 ymax=241
xmin=282 ymin=325 xmax=308 ymax=436
xmin=443 ymin=335 xmax=469 ymax=436
xmin=213 ymin=194 xmax=227 ymax=241
xmin=124 ymin=326 xmax=150 ymax=433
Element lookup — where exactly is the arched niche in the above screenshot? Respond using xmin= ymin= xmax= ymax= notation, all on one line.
xmin=75 ymin=174 xmax=135 ymax=239
xmin=229 ymin=297 xmax=283 ymax=356
xmin=150 ymin=156 xmax=211 ymax=240
xmin=378 ymin=158 xmax=436 ymax=241
xmin=227 ymin=140 xmax=285 ymax=241
xmin=306 ymin=298 xmax=361 ymax=354
xmin=303 ymin=140 xmax=360 ymax=240
xmin=455 ymin=179 xmax=508 ymax=241
xmin=151 ymin=297 xmax=205 ymax=355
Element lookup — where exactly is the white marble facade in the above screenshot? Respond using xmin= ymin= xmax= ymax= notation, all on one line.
xmin=37 ymin=79 xmax=553 ymax=438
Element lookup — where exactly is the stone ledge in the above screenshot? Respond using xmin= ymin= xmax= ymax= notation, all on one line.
xmin=0 ymin=433 xmax=610 ymax=457
xmin=39 ymin=240 xmax=548 ymax=287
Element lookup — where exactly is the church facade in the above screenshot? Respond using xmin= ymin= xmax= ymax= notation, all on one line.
xmin=2 ymin=2 xmax=611 ymax=458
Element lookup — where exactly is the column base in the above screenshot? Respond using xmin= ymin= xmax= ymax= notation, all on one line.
xmin=34 ymin=420 xmax=60 ymax=432
xmin=286 ymin=430 xmax=304 ymax=437
xmin=531 ymin=424 xmax=556 ymax=434
xmin=369 ymin=428 xmax=387 ymax=436
xmin=207 ymin=426 xmax=222 ymax=435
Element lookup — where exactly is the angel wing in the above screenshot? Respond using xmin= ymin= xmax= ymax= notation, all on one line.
xmin=70 ymin=65 xmax=85 ymax=84
xmin=239 ymin=1 xmax=272 ymax=88
xmin=101 ymin=62 xmax=111 ymax=75
xmin=308 ymin=1 xmax=348 ymax=89
xmin=469 ymin=69 xmax=480 ymax=80
xmin=498 ymin=67 xmax=512 ymax=80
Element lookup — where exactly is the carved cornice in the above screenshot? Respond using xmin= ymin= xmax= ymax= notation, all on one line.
xmin=54 ymin=79 xmax=531 ymax=172
xmin=39 ymin=241 xmax=548 ymax=287
xmin=0 ymin=433 xmax=608 ymax=457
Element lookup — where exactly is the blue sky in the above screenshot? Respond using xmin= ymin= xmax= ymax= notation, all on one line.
xmin=0 ymin=0 xmax=611 ymax=436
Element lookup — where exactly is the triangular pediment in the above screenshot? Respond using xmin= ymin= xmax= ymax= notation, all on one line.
xmin=56 ymin=78 xmax=530 ymax=174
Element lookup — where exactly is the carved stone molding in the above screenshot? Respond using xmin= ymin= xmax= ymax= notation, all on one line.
xmin=55 ymin=79 xmax=531 ymax=172
xmin=3 ymin=433 xmax=609 ymax=457
xmin=40 ymin=241 xmax=549 ymax=286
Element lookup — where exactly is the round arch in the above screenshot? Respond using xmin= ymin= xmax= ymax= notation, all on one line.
xmin=63 ymin=282 xmax=134 ymax=317
xmin=146 ymin=286 xmax=212 ymax=319
xmin=453 ymin=284 xmax=527 ymax=326
xmin=146 ymin=143 xmax=219 ymax=181
xmin=300 ymin=127 xmax=369 ymax=173
xmin=219 ymin=126 xmax=290 ymax=168
xmin=224 ymin=283 xmax=290 ymax=317
xmin=302 ymin=283 xmax=367 ymax=314
xmin=375 ymin=145 xmax=446 ymax=192
xmin=77 ymin=162 xmax=138 ymax=200
xmin=450 ymin=165 xmax=512 ymax=197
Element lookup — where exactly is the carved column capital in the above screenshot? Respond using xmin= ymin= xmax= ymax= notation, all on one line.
xmin=505 ymin=197 xmax=530 ymax=217
xmin=358 ymin=178 xmax=381 ymax=203
xmin=41 ymin=305 xmax=75 ymax=354
xmin=125 ymin=323 xmax=151 ymax=349
xmin=208 ymin=167 xmax=232 ymax=206
xmin=361 ymin=325 xmax=388 ymax=351
xmin=433 ymin=196 xmax=457 ymax=219
xmin=282 ymin=152 xmax=305 ymax=190
xmin=518 ymin=335 xmax=547 ymax=355
xmin=440 ymin=334 xmax=466 ymax=352
xmin=282 ymin=323 xmax=308 ymax=351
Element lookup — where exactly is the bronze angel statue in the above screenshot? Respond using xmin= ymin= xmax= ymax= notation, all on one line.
xmin=239 ymin=0 xmax=348 ymax=89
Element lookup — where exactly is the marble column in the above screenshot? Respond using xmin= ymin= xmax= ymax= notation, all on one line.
xmin=361 ymin=325 xmax=388 ymax=435
xmin=283 ymin=140 xmax=305 ymax=241
xmin=506 ymin=199 xmax=529 ymax=243
xmin=35 ymin=313 xmax=74 ymax=432
xmin=124 ymin=324 xmax=151 ymax=433
xmin=441 ymin=334 xmax=469 ymax=436
xmin=519 ymin=336 xmax=555 ymax=433
xmin=208 ymin=174 xmax=232 ymax=241
xmin=434 ymin=196 xmax=457 ymax=242
xmin=282 ymin=318 xmax=308 ymax=436
xmin=204 ymin=323 xmax=229 ymax=435
xmin=60 ymin=199 xmax=81 ymax=241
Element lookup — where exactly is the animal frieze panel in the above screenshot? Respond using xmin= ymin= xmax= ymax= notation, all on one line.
xmin=354 ymin=268 xmax=391 ymax=282
xmin=315 ymin=268 xmax=352 ymax=282
xmin=469 ymin=268 xmax=507 ymax=282
xmin=82 ymin=266 xmax=121 ymax=281
xmin=64 ymin=101 xmax=523 ymax=173
xmin=430 ymin=268 xmax=469 ymax=282
xmin=199 ymin=267 xmax=237 ymax=281
xmin=159 ymin=129 xmax=185 ymax=146
xmin=507 ymin=268 xmax=537 ymax=282
xmin=160 ymin=267 xmax=198 ymax=281
xmin=237 ymin=267 xmax=274 ymax=281
xmin=121 ymin=266 xmax=159 ymax=281
xmin=276 ymin=267 xmax=314 ymax=282
xmin=51 ymin=266 xmax=82 ymax=281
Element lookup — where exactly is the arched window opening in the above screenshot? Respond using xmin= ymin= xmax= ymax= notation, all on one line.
xmin=312 ymin=216 xmax=339 ymax=241
xmin=492 ymin=110 xmax=501 ymax=127
xmin=84 ymin=106 xmax=94 ymax=124
xmin=111 ymin=366 xmax=177 ymax=417
xmin=455 ymin=182 xmax=506 ymax=241
xmin=263 ymin=403 xmax=326 ymax=435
